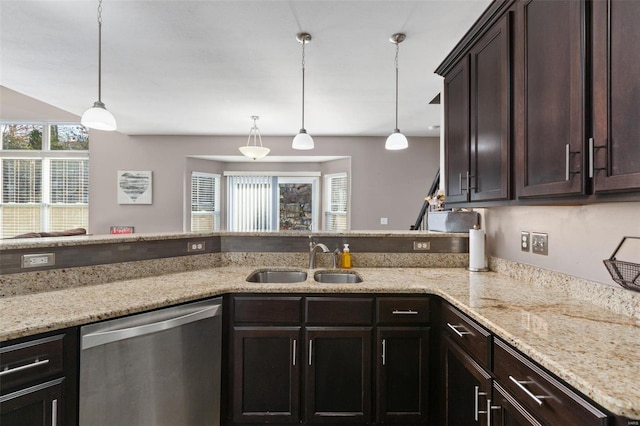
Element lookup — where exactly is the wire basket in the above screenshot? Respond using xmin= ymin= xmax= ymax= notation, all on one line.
xmin=603 ymin=236 xmax=640 ymax=291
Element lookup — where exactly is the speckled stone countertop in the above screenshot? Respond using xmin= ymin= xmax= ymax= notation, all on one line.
xmin=1 ymin=266 xmax=639 ymax=418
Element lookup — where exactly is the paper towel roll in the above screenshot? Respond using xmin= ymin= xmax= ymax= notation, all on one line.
xmin=469 ymin=228 xmax=487 ymax=271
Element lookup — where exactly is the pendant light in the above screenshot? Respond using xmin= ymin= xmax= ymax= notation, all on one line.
xmin=292 ymin=32 xmax=314 ymax=150
xmin=239 ymin=116 xmax=270 ymax=160
xmin=81 ymin=0 xmax=117 ymax=131
xmin=385 ymin=33 xmax=408 ymax=150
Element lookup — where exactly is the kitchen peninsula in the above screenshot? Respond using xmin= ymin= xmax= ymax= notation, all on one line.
xmin=1 ymin=232 xmax=639 ymax=424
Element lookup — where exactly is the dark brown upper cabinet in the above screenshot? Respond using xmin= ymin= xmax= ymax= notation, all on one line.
xmin=592 ymin=0 xmax=640 ymax=193
xmin=515 ymin=0 xmax=586 ymax=198
xmin=442 ymin=10 xmax=512 ymax=206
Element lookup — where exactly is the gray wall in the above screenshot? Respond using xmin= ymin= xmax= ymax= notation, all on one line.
xmin=483 ymin=203 xmax=640 ymax=286
xmin=88 ymin=132 xmax=438 ymax=233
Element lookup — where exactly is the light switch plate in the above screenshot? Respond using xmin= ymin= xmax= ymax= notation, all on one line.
xmin=531 ymin=232 xmax=548 ymax=255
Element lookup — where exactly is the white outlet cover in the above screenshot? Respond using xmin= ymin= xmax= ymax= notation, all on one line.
xmin=380 ymin=217 xmax=388 ymax=225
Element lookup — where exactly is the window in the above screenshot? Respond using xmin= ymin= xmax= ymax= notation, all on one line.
xmin=0 ymin=123 xmax=89 ymax=238
xmin=324 ymin=173 xmax=348 ymax=231
xmin=191 ymin=172 xmax=220 ymax=232
xmin=226 ymin=172 xmax=320 ymax=232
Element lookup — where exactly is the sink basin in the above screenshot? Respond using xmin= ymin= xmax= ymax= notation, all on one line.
xmin=314 ymin=270 xmax=363 ymax=284
xmin=246 ymin=270 xmax=308 ymax=283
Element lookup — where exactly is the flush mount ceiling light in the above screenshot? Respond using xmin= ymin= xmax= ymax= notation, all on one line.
xmin=81 ymin=0 xmax=117 ymax=131
xmin=239 ymin=116 xmax=270 ymax=160
xmin=292 ymin=32 xmax=314 ymax=150
xmin=385 ymin=33 xmax=408 ymax=150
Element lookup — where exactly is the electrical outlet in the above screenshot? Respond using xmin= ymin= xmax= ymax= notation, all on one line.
xmin=531 ymin=232 xmax=548 ymax=255
xmin=521 ymin=231 xmax=530 ymax=252
xmin=380 ymin=217 xmax=388 ymax=225
xmin=413 ymin=241 xmax=431 ymax=251
xmin=22 ymin=253 xmax=55 ymax=268
xmin=187 ymin=241 xmax=206 ymax=252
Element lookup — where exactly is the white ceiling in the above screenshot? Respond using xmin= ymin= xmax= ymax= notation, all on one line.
xmin=0 ymin=0 xmax=490 ymax=137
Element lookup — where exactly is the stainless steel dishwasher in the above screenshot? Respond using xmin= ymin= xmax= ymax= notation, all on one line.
xmin=79 ymin=298 xmax=222 ymax=426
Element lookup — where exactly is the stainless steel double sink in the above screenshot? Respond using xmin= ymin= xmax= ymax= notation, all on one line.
xmin=246 ymin=269 xmax=363 ymax=284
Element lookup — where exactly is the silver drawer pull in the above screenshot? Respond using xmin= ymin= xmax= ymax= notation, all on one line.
xmin=446 ymin=322 xmax=471 ymax=338
xmin=292 ymin=339 xmax=297 ymax=366
xmin=474 ymin=385 xmax=487 ymax=421
xmin=0 ymin=358 xmax=50 ymax=377
xmin=486 ymin=399 xmax=501 ymax=425
xmin=52 ymin=398 xmax=58 ymax=426
xmin=392 ymin=309 xmax=418 ymax=315
xmin=508 ymin=375 xmax=546 ymax=406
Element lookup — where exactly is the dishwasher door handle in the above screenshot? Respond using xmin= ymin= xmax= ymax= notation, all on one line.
xmin=82 ymin=303 xmax=221 ymax=350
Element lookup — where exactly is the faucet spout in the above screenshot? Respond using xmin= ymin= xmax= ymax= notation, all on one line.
xmin=309 ymin=242 xmax=330 ymax=269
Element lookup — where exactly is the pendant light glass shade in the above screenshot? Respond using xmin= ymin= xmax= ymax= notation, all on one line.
xmin=83 ymin=0 xmax=117 ymax=131
xmin=292 ymin=33 xmax=314 ymax=150
xmin=81 ymin=101 xmax=117 ymax=131
xmin=239 ymin=116 xmax=270 ymax=160
xmin=292 ymin=129 xmax=314 ymax=150
xmin=386 ymin=33 xmax=407 ymax=150
xmin=385 ymin=130 xmax=408 ymax=150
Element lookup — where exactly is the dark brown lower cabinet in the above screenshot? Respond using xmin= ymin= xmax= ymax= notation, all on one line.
xmin=376 ymin=327 xmax=429 ymax=424
xmin=443 ymin=335 xmax=492 ymax=426
xmin=305 ymin=327 xmax=372 ymax=424
xmin=231 ymin=327 xmax=301 ymax=424
xmin=0 ymin=379 xmax=64 ymax=426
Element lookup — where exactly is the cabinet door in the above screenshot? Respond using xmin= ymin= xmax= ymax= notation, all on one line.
xmin=443 ymin=336 xmax=492 ymax=426
xmin=592 ymin=0 xmax=640 ymax=192
xmin=444 ymin=57 xmax=471 ymax=203
xmin=231 ymin=327 xmax=301 ymax=424
xmin=0 ymin=379 xmax=63 ymax=426
xmin=470 ymin=12 xmax=511 ymax=202
xmin=305 ymin=327 xmax=372 ymax=424
xmin=376 ymin=327 xmax=429 ymax=424
xmin=516 ymin=0 xmax=585 ymax=198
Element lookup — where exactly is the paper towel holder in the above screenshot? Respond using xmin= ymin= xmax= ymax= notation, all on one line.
xmin=467 ymin=224 xmax=489 ymax=272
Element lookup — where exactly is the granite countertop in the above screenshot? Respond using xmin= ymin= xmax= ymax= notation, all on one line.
xmin=1 ymin=266 xmax=639 ymax=419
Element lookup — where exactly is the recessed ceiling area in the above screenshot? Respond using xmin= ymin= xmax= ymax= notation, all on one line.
xmin=0 ymin=0 xmax=490 ymax=137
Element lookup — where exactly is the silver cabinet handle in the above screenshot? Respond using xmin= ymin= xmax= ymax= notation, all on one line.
xmin=486 ymin=399 xmax=501 ymax=425
xmin=474 ymin=386 xmax=487 ymax=421
xmin=0 ymin=358 xmax=49 ymax=377
xmin=82 ymin=303 xmax=221 ymax=349
xmin=392 ymin=309 xmax=418 ymax=315
xmin=52 ymin=398 xmax=58 ymax=426
xmin=508 ymin=375 xmax=545 ymax=406
xmin=308 ymin=339 xmax=313 ymax=366
xmin=565 ymin=143 xmax=570 ymax=181
xmin=589 ymin=137 xmax=594 ymax=178
xmin=446 ymin=322 xmax=471 ymax=338
xmin=382 ymin=339 xmax=386 ymax=366
xmin=292 ymin=339 xmax=297 ymax=366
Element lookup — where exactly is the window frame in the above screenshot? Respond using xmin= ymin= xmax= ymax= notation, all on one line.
xmin=190 ymin=171 xmax=221 ymax=232
xmin=323 ymin=172 xmax=349 ymax=232
xmin=0 ymin=122 xmax=89 ymax=238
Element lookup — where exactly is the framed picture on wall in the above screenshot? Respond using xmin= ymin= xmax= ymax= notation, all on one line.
xmin=117 ymin=170 xmax=152 ymax=204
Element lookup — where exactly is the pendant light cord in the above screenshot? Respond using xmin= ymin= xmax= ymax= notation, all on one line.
xmin=394 ymin=42 xmax=399 ymax=131
xmin=301 ymin=39 xmax=306 ymax=130
xmin=97 ymin=0 xmax=103 ymax=103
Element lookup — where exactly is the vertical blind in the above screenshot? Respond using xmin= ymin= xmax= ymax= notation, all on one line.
xmin=191 ymin=172 xmax=220 ymax=232
xmin=325 ymin=173 xmax=348 ymax=231
xmin=227 ymin=175 xmax=274 ymax=232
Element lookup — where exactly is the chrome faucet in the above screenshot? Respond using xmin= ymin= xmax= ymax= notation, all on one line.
xmin=309 ymin=241 xmax=330 ymax=269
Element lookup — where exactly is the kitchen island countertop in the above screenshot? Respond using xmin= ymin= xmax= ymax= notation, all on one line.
xmin=1 ymin=265 xmax=639 ymax=419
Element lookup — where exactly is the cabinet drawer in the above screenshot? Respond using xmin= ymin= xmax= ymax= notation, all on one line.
xmin=442 ymin=303 xmax=491 ymax=368
xmin=233 ymin=296 xmax=302 ymax=324
xmin=376 ymin=297 xmax=430 ymax=324
xmin=0 ymin=334 xmax=65 ymax=393
xmin=493 ymin=339 xmax=609 ymax=426
xmin=306 ymin=297 xmax=373 ymax=325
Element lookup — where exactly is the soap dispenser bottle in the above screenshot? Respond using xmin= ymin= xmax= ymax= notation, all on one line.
xmin=341 ymin=244 xmax=352 ymax=269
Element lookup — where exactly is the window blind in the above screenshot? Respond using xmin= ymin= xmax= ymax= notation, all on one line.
xmin=48 ymin=159 xmax=89 ymax=231
xmin=324 ymin=173 xmax=348 ymax=231
xmin=191 ymin=172 xmax=220 ymax=232
xmin=227 ymin=175 xmax=274 ymax=232
xmin=1 ymin=159 xmax=42 ymax=237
